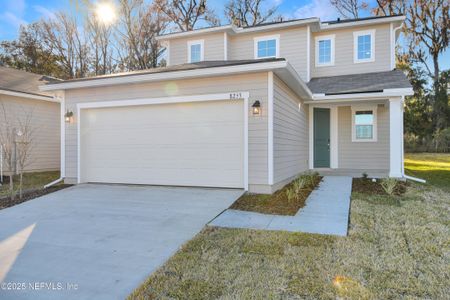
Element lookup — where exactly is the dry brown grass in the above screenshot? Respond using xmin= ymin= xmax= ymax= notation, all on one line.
xmin=129 ymin=181 xmax=450 ymax=299
xmin=130 ymin=154 xmax=450 ymax=299
xmin=230 ymin=174 xmax=321 ymax=216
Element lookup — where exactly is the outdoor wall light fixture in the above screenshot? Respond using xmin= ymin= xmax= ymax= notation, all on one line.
xmin=65 ymin=110 xmax=74 ymax=123
xmin=252 ymin=100 xmax=261 ymax=116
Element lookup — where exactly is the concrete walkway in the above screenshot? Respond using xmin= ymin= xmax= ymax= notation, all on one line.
xmin=209 ymin=176 xmax=352 ymax=236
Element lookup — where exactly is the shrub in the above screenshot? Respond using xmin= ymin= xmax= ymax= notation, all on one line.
xmin=286 ymin=188 xmax=297 ymax=203
xmin=381 ymin=178 xmax=398 ymax=195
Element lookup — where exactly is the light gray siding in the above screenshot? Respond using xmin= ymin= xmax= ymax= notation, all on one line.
xmin=0 ymin=95 xmax=60 ymax=173
xmin=273 ymin=75 xmax=309 ymax=184
xmin=64 ymin=73 xmax=269 ymax=189
xmin=311 ymin=24 xmax=391 ymax=77
xmin=169 ymin=33 xmax=225 ymax=65
xmin=229 ymin=27 xmax=309 ymax=81
xmin=338 ymin=105 xmax=389 ymax=170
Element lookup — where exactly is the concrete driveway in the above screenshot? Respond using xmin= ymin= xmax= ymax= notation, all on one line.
xmin=0 ymin=184 xmax=242 ymax=300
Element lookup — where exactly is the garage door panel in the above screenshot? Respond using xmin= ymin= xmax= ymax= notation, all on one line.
xmin=80 ymin=100 xmax=244 ymax=188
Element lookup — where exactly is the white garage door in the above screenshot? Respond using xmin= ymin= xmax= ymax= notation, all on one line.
xmin=79 ymin=100 xmax=244 ymax=188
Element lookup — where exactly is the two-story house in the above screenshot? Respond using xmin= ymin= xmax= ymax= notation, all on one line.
xmin=40 ymin=15 xmax=412 ymax=194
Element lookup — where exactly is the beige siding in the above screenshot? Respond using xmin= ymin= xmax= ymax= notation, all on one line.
xmin=338 ymin=105 xmax=389 ymax=170
xmin=0 ymin=95 xmax=60 ymax=173
xmin=64 ymin=73 xmax=269 ymax=187
xmin=229 ymin=27 xmax=309 ymax=81
xmin=311 ymin=24 xmax=391 ymax=77
xmin=169 ymin=33 xmax=225 ymax=65
xmin=273 ymin=75 xmax=309 ymax=184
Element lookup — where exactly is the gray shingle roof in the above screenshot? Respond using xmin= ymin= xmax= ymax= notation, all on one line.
xmin=307 ymin=69 xmax=412 ymax=95
xmin=45 ymin=58 xmax=285 ymax=85
xmin=0 ymin=66 xmax=61 ymax=97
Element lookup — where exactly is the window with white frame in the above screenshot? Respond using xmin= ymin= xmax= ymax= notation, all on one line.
xmin=254 ymin=35 xmax=279 ymax=59
xmin=353 ymin=30 xmax=375 ymax=63
xmin=315 ymin=35 xmax=335 ymax=66
xmin=188 ymin=40 xmax=204 ymax=63
xmin=352 ymin=107 xmax=377 ymax=142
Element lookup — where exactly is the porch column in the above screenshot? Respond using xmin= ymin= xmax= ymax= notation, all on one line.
xmin=389 ymin=97 xmax=404 ymax=177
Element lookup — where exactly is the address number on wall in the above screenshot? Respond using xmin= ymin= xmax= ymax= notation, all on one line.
xmin=229 ymin=93 xmax=243 ymax=99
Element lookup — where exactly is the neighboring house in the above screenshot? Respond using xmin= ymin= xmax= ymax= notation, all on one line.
xmin=0 ymin=66 xmax=61 ymax=175
xmin=40 ymin=15 xmax=412 ymax=194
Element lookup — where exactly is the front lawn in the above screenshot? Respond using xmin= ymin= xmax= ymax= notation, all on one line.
xmin=405 ymin=152 xmax=450 ymax=191
xmin=130 ymin=154 xmax=450 ymax=299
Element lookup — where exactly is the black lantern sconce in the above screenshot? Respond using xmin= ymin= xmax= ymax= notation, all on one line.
xmin=65 ymin=110 xmax=74 ymax=123
xmin=252 ymin=100 xmax=261 ymax=116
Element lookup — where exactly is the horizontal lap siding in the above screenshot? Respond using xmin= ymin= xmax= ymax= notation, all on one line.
xmin=169 ymin=33 xmax=225 ymax=65
xmin=64 ymin=73 xmax=269 ymax=185
xmin=338 ymin=106 xmax=389 ymax=170
xmin=229 ymin=27 xmax=308 ymax=81
xmin=273 ymin=75 xmax=308 ymax=184
xmin=311 ymin=24 xmax=391 ymax=77
xmin=0 ymin=95 xmax=60 ymax=173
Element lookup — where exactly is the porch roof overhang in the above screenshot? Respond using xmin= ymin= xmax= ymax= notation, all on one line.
xmin=39 ymin=59 xmax=313 ymax=100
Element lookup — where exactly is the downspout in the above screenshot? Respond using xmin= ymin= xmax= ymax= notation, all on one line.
xmin=391 ymin=23 xmax=403 ymax=69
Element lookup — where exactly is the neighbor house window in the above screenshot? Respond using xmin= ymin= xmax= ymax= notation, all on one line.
xmin=353 ymin=30 xmax=375 ymax=63
xmin=352 ymin=107 xmax=377 ymax=142
xmin=315 ymin=35 xmax=335 ymax=66
xmin=188 ymin=40 xmax=204 ymax=63
xmin=254 ymin=35 xmax=280 ymax=59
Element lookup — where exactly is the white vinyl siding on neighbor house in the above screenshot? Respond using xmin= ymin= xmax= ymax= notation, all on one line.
xmin=168 ymin=33 xmax=225 ymax=65
xmin=80 ymin=101 xmax=244 ymax=188
xmin=338 ymin=105 xmax=389 ymax=170
xmin=312 ymin=24 xmax=391 ymax=77
xmin=64 ymin=73 xmax=269 ymax=191
xmin=0 ymin=95 xmax=60 ymax=173
xmin=229 ymin=27 xmax=309 ymax=81
xmin=273 ymin=75 xmax=308 ymax=185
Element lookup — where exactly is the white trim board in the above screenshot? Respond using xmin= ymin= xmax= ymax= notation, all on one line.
xmin=267 ymin=72 xmax=274 ymax=184
xmin=76 ymin=92 xmax=250 ymax=191
xmin=0 ymin=89 xmax=58 ymax=102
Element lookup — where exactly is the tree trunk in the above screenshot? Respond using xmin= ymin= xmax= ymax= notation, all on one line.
xmin=19 ymin=172 xmax=23 ymax=199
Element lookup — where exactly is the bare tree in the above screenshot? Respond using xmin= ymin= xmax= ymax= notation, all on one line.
xmin=372 ymin=0 xmax=408 ymax=16
xmin=115 ymin=0 xmax=169 ymax=71
xmin=86 ymin=13 xmax=115 ymax=75
xmin=15 ymin=110 xmax=35 ymax=199
xmin=153 ymin=0 xmax=218 ymax=32
xmin=329 ymin=0 xmax=368 ymax=19
xmin=225 ymin=0 xmax=279 ymax=27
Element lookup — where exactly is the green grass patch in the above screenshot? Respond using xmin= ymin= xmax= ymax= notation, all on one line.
xmin=405 ymin=153 xmax=450 ymax=191
xmin=0 ymin=171 xmax=60 ymax=198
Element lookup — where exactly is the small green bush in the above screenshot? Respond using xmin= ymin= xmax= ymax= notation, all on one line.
xmin=381 ymin=178 xmax=398 ymax=195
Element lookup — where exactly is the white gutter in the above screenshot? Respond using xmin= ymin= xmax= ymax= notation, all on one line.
xmin=305 ymin=88 xmax=414 ymax=103
xmin=319 ymin=15 xmax=405 ymax=31
xmin=0 ymin=89 xmax=58 ymax=102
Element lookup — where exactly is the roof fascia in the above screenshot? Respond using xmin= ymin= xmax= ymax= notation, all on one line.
xmin=0 ymin=89 xmax=58 ymax=102
xmin=316 ymin=16 xmax=406 ymax=32
xmin=306 ymin=87 xmax=413 ymax=103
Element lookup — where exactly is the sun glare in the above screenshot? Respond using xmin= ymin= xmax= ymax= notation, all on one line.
xmin=95 ymin=2 xmax=116 ymax=25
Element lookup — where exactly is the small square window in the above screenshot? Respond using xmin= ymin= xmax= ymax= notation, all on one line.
xmin=256 ymin=38 xmax=277 ymax=58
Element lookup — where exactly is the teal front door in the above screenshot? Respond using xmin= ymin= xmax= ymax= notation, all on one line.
xmin=314 ymin=108 xmax=330 ymax=168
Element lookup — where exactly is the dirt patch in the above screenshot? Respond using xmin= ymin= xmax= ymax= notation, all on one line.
xmin=230 ymin=175 xmax=322 ymax=216
xmin=352 ymin=178 xmax=407 ymax=196
xmin=0 ymin=184 xmax=73 ymax=210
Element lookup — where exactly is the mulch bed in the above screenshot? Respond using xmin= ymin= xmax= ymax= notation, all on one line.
xmin=0 ymin=184 xmax=73 ymax=210
xmin=230 ymin=176 xmax=322 ymax=216
xmin=352 ymin=178 xmax=407 ymax=196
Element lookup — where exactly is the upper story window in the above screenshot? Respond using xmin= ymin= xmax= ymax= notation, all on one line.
xmin=353 ymin=30 xmax=375 ymax=63
xmin=352 ymin=106 xmax=377 ymax=142
xmin=254 ymin=35 xmax=280 ymax=59
xmin=188 ymin=40 xmax=204 ymax=63
xmin=315 ymin=35 xmax=335 ymax=67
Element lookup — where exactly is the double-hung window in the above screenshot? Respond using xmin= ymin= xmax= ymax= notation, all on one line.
xmin=352 ymin=107 xmax=377 ymax=142
xmin=353 ymin=30 xmax=375 ymax=63
xmin=315 ymin=35 xmax=335 ymax=66
xmin=254 ymin=35 xmax=279 ymax=59
xmin=188 ymin=40 xmax=204 ymax=63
